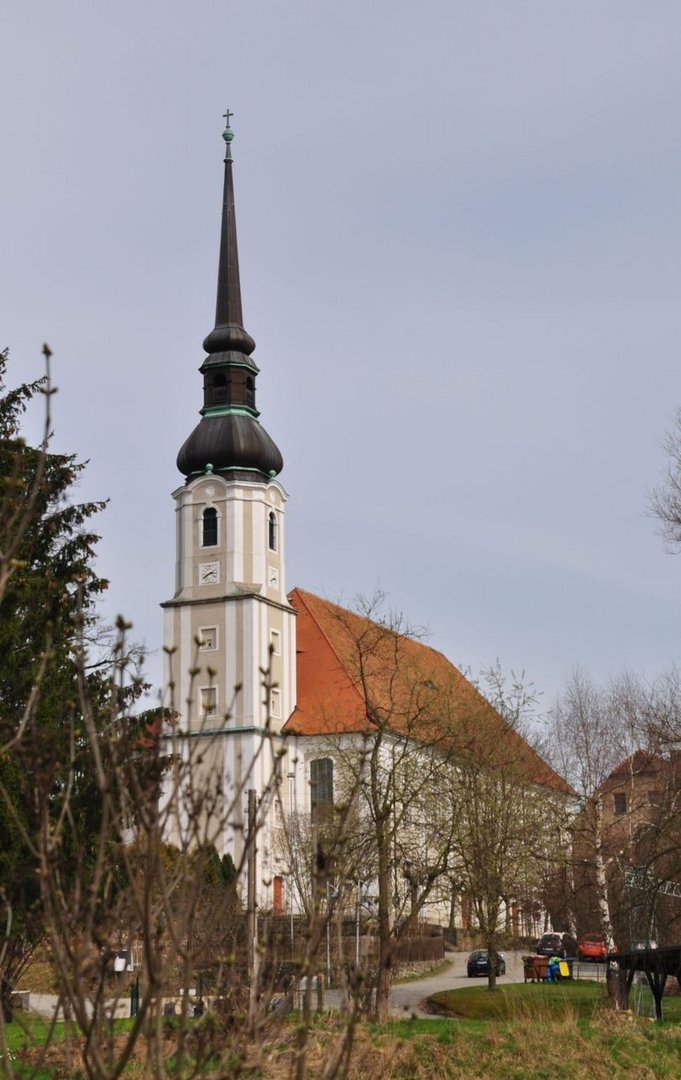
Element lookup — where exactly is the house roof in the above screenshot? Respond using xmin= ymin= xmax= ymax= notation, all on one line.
xmin=606 ymin=750 xmax=666 ymax=782
xmin=284 ymin=587 xmax=572 ymax=795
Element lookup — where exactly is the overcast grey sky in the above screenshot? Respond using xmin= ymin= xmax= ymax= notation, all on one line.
xmin=3 ymin=0 xmax=681 ymax=709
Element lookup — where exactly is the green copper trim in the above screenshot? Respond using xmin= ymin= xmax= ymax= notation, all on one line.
xmin=200 ymin=404 xmax=259 ymax=419
xmin=201 ymin=355 xmax=259 ymax=374
xmin=185 ymin=464 xmax=275 ymax=477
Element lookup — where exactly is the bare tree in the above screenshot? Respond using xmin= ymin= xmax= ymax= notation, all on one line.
xmin=444 ymin=668 xmax=568 ymax=990
xmin=297 ymin=594 xmax=506 ymax=1020
xmin=544 ymin=670 xmax=639 ymax=953
xmin=1 ymin=611 xmax=366 ymax=1078
xmin=286 ymin=596 xmax=571 ymax=1012
xmin=542 ymin=669 xmax=681 ymax=951
xmin=651 ymin=407 xmax=681 ymax=548
xmin=0 ymin=352 xmax=359 ymax=1079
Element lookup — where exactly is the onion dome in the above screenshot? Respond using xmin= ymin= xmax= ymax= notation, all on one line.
xmin=177 ymin=113 xmax=284 ymax=482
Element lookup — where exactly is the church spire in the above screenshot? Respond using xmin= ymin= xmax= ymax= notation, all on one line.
xmin=202 ymin=111 xmax=255 ymax=359
xmin=177 ymin=114 xmax=283 ymax=482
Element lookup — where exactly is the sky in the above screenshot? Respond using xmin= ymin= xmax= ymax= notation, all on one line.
xmin=3 ymin=0 xmax=681 ymax=714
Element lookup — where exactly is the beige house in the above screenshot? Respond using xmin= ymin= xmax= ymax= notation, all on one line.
xmin=572 ymin=751 xmax=681 ymax=946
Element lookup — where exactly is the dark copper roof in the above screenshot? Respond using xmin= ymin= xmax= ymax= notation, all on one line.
xmin=177 ymin=412 xmax=283 ymax=478
xmin=177 ymin=115 xmax=283 ymax=483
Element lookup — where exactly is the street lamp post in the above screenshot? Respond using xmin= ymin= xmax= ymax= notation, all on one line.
xmin=326 ymin=882 xmax=340 ymax=988
xmin=356 ymin=878 xmax=362 ymax=968
xmin=287 ymin=770 xmax=296 ymax=957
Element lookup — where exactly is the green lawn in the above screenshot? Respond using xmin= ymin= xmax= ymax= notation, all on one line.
xmin=429 ymin=979 xmax=681 ymax=1024
xmin=3 ymin=1016 xmax=136 ymax=1053
xmin=365 ymin=985 xmax=681 ymax=1078
xmin=430 ymin=980 xmax=606 ymax=1021
xmin=5 ymin=986 xmax=681 ymax=1078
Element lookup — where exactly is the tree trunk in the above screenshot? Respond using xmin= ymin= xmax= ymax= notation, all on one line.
xmin=593 ymin=794 xmax=615 ymax=951
xmin=448 ymin=891 xmax=458 ymax=944
xmin=593 ymin=793 xmax=624 ymax=1008
xmin=1 ymin=979 xmax=13 ymax=1023
xmin=485 ymin=926 xmax=498 ymax=992
xmin=374 ymin=825 xmax=393 ymax=1022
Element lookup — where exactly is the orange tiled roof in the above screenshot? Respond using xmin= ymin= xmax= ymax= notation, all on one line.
xmin=284 ymin=587 xmax=571 ymax=795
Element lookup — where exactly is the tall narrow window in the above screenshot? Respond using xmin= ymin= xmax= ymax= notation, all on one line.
xmin=202 ymin=507 xmax=218 ymax=547
xmin=613 ymin=792 xmax=627 ymax=816
xmin=245 ymin=375 xmax=255 ymax=408
xmin=268 ymin=511 xmax=277 ymax=551
xmin=310 ymin=757 xmax=334 ymax=820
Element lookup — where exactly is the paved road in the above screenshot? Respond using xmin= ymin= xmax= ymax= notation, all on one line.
xmin=25 ymin=992 xmax=131 ymax=1021
xmin=389 ymin=949 xmax=527 ymax=1018
xmin=25 ymin=953 xmax=605 ymax=1021
xmin=389 ymin=951 xmax=607 ymax=1017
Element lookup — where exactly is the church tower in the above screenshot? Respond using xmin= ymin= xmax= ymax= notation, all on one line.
xmin=162 ymin=115 xmax=296 ymax=885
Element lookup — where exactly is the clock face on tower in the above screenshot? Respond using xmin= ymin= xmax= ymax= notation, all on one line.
xmin=268 ymin=566 xmax=279 ymax=588
xmin=199 ymin=561 xmax=219 ymax=585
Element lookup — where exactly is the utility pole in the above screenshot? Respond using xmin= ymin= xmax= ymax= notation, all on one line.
xmin=356 ymin=878 xmax=362 ymax=968
xmin=246 ymin=788 xmax=259 ymax=1034
xmin=247 ymin=789 xmax=257 ymax=974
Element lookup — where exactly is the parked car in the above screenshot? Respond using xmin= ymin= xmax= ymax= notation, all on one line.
xmin=466 ymin=949 xmax=506 ymax=977
xmin=577 ymin=934 xmax=611 ymax=962
xmin=535 ymin=932 xmax=577 ymax=959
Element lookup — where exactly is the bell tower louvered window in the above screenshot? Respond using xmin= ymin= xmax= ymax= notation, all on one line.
xmin=212 ymin=373 xmax=227 ymax=404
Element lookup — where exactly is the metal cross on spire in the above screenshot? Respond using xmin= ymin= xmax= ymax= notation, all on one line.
xmin=222 ymin=108 xmax=235 ymax=154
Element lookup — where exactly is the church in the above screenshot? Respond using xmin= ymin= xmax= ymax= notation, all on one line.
xmin=161 ymin=117 xmax=570 ymax=930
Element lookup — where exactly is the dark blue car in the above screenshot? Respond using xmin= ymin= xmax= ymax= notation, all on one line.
xmin=466 ymin=949 xmax=506 ymax=977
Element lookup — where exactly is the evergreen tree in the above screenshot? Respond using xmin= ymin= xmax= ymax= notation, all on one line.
xmin=0 ymin=347 xmax=110 ymax=1016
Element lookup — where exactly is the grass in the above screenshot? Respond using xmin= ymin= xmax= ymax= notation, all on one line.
xmin=350 ymin=1014 xmax=681 ymax=1078
xmin=6 ymin=983 xmax=681 ymax=1077
xmin=429 ymin=980 xmax=607 ymax=1021
xmin=430 ymin=980 xmax=681 ymax=1024
xmin=3 ymin=1016 xmax=136 ymax=1052
xmin=17 ymin=954 xmax=58 ymax=995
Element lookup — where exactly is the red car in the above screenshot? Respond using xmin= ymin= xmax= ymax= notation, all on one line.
xmin=577 ymin=934 xmax=612 ymax=962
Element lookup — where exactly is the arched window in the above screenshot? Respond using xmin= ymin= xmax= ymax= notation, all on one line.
xmin=268 ymin=510 xmax=277 ymax=551
xmin=212 ymin=373 xmax=227 ymax=405
xmin=202 ymin=507 xmax=218 ymax=547
xmin=245 ymin=375 xmax=255 ymax=407
xmin=310 ymin=757 xmax=334 ymax=820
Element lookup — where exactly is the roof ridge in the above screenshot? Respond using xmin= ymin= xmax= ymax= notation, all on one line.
xmin=292 ymin=585 xmax=460 ymax=666
xmin=288 ymin=587 xmax=572 ymax=794
xmin=288 ymin=586 xmax=366 ymax=714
